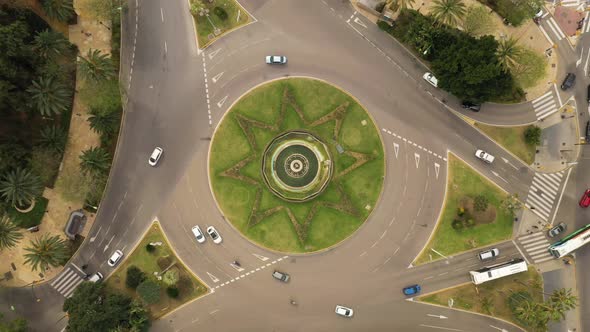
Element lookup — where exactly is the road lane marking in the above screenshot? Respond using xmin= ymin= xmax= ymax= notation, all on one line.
xmin=160 ymin=8 xmax=164 ymax=22
xmin=419 ymin=324 xmax=463 ymax=331
xmin=103 ymin=235 xmax=115 ymax=252
xmin=207 ymin=272 xmax=219 ymax=283
xmin=212 ymin=71 xmax=224 ymax=83
xmin=217 ymin=95 xmax=228 ymax=108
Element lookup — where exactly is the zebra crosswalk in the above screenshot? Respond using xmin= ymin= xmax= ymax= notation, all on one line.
xmin=516 ymin=232 xmax=553 ymax=264
xmin=525 ymin=171 xmax=565 ymax=222
xmin=50 ymin=266 xmax=86 ymax=298
xmin=531 ymin=90 xmax=559 ymax=121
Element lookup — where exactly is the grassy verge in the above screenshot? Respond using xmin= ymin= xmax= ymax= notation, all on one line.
xmin=474 ymin=123 xmax=536 ymax=165
xmin=6 ymin=197 xmax=49 ymax=229
xmin=414 ymin=154 xmax=513 ymax=265
xmin=418 ymin=267 xmax=542 ymax=329
xmin=190 ymin=0 xmax=251 ymax=48
xmin=106 ymin=223 xmax=207 ymax=319
xmin=210 ymin=78 xmax=384 ymax=252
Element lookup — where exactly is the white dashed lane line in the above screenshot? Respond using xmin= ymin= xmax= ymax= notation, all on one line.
xmin=213 ymin=256 xmax=288 ymax=290
xmin=381 ymin=128 xmax=447 ymax=162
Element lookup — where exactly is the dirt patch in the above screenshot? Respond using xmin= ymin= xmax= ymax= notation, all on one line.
xmin=460 ymin=196 xmax=497 ymax=224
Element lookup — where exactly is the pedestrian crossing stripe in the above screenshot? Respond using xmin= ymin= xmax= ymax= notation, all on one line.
xmin=50 ymin=267 xmax=85 ymax=298
xmin=525 ymin=171 xmax=564 ymax=222
xmin=531 ymin=90 xmax=558 ymax=120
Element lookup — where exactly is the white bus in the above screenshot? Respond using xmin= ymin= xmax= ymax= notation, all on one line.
xmin=469 ymin=258 xmax=528 ymax=285
xmin=548 ymin=224 xmax=590 ymax=258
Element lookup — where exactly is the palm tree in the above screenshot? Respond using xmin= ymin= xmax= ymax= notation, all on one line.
xmin=23 ymin=233 xmax=68 ymax=272
xmin=88 ymin=108 xmax=119 ymax=137
xmin=390 ymin=0 xmax=416 ymax=11
xmin=0 ymin=168 xmax=44 ymax=208
xmin=27 ymin=75 xmax=72 ymax=117
xmin=496 ymin=37 xmax=522 ymax=73
xmin=430 ymin=0 xmax=466 ymax=27
xmin=480 ymin=296 xmax=493 ymax=314
xmin=549 ymin=288 xmax=577 ymax=317
xmin=514 ymin=300 xmax=539 ymax=326
xmin=42 ymin=0 xmax=75 ymax=22
xmin=79 ymin=147 xmax=111 ymax=175
xmin=38 ymin=125 xmax=67 ymax=153
xmin=78 ymin=49 xmax=116 ymax=82
xmin=32 ymin=30 xmax=70 ymax=59
xmin=0 ymin=215 xmax=23 ymax=250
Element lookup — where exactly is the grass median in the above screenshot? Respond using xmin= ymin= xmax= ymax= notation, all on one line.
xmin=414 ymin=154 xmax=513 ymax=265
xmin=475 ymin=123 xmax=536 ymax=165
xmin=190 ymin=0 xmax=251 ymax=48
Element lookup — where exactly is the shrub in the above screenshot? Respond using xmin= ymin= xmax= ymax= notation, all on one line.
xmin=145 ymin=243 xmax=156 ymax=253
xmin=157 ymin=255 xmax=173 ymax=270
xmin=213 ymin=7 xmax=228 ymax=20
xmin=375 ymin=1 xmax=386 ymax=12
xmin=474 ymin=195 xmax=488 ymax=212
xmin=163 ymin=268 xmax=179 ymax=286
xmin=136 ymin=280 xmax=160 ymax=304
xmin=126 ymin=265 xmax=147 ymax=289
xmin=452 ymin=219 xmax=464 ymax=230
xmin=465 ymin=218 xmax=475 ymax=228
xmin=176 ymin=275 xmax=194 ymax=295
xmin=524 ymin=126 xmax=541 ymax=146
xmin=377 ymin=20 xmax=393 ymax=33
xmin=166 ymin=286 xmax=179 ymax=298
xmin=457 ymin=207 xmax=465 ymax=216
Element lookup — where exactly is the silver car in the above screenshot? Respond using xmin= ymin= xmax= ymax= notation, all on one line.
xmin=265 ymin=55 xmax=287 ymax=64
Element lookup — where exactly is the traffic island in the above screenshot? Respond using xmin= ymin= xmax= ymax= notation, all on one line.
xmin=189 ymin=0 xmax=253 ymax=48
xmin=209 ymin=78 xmax=385 ymax=253
xmin=474 ymin=123 xmax=537 ymax=166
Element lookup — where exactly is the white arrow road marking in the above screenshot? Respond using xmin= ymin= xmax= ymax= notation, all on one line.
xmin=489 ymin=325 xmax=508 ymax=332
xmin=208 ymin=48 xmax=221 ymax=60
xmin=393 ymin=142 xmax=399 ymax=159
xmin=103 ymin=235 xmax=115 ymax=252
xmin=253 ymin=253 xmax=269 ymax=261
xmin=231 ymin=263 xmax=244 ymax=272
xmin=414 ymin=153 xmax=420 ymax=168
xmin=207 ymin=272 xmax=219 ymax=283
xmin=434 ymin=163 xmax=440 ymax=179
xmin=491 ymin=171 xmax=508 ymax=183
xmin=427 ymin=314 xmax=448 ymax=319
xmin=501 ymin=157 xmax=519 ymax=170
xmin=212 ymin=72 xmax=224 ymax=83
xmin=217 ymin=95 xmax=228 ymax=108
xmin=419 ymin=325 xmax=462 ymax=331
xmin=354 ymin=17 xmax=367 ymax=28
xmin=89 ymin=226 xmax=102 ymax=243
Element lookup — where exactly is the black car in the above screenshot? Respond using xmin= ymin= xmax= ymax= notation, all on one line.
xmin=461 ymin=101 xmax=481 ymax=112
xmin=560 ymin=73 xmax=576 ymax=90
xmin=587 ymin=84 xmax=590 ymax=103
xmin=586 ymin=121 xmax=590 ymax=142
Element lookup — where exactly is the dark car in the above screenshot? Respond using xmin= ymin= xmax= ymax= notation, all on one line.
xmin=587 ymin=84 xmax=590 ymax=103
xmin=586 ymin=121 xmax=590 ymax=142
xmin=580 ymin=189 xmax=590 ymax=208
xmin=403 ymin=284 xmax=421 ymax=296
xmin=548 ymin=222 xmax=566 ymax=238
xmin=560 ymin=73 xmax=576 ymax=90
xmin=461 ymin=101 xmax=481 ymax=112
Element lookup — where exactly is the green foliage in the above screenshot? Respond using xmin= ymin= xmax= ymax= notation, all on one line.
xmin=548 ymin=288 xmax=577 ymax=317
xmin=512 ymin=48 xmax=547 ymax=89
xmin=29 ymin=147 xmax=60 ymax=187
xmin=80 ymin=79 xmax=122 ymax=116
xmin=63 ymin=282 xmax=135 ymax=332
xmin=176 ymin=275 xmax=194 ymax=295
xmin=213 ymin=6 xmax=228 ymax=20
xmin=190 ymin=0 xmax=205 ymax=16
xmin=88 ymin=107 xmax=120 ymax=137
xmin=85 ymin=172 xmax=108 ymax=208
xmin=27 ymin=75 xmax=72 ymax=117
xmin=462 ymin=5 xmax=495 ymax=36
xmin=126 ymin=265 xmax=147 ymax=289
xmin=431 ymin=0 xmax=466 ymax=27
xmin=163 ymin=268 xmax=179 ymax=286
xmin=477 ymin=0 xmax=542 ymax=26
xmin=0 ymin=143 xmax=30 ymax=175
xmin=375 ymin=2 xmax=386 ymax=12
xmin=38 ymin=125 xmax=67 ymax=153
xmin=0 ymin=312 xmax=27 ymax=332
xmin=390 ymin=0 xmax=416 ymax=11
xmin=166 ymin=286 xmax=179 ymax=298
xmin=474 ymin=195 xmax=489 ymax=212
xmin=42 ymin=0 xmax=75 ymax=22
xmin=496 ymin=37 xmax=521 ymax=73
xmin=524 ymin=126 xmax=541 ymax=146
xmin=23 ymin=233 xmax=68 ymax=272
xmin=157 ymin=255 xmax=172 ymax=269
xmin=480 ymin=296 xmax=493 ymax=314
xmin=128 ymin=299 xmax=150 ymax=332
xmin=0 ymin=167 xmax=43 ymax=207
xmin=0 ymin=215 xmax=23 ymax=250
xmin=32 ymin=29 xmax=70 ymax=59
xmin=79 ymin=147 xmax=111 ymax=175
xmin=145 ymin=243 xmax=156 ymax=253
xmin=6 ymin=196 xmax=48 ymax=229
xmin=465 ymin=218 xmax=475 ymax=227
xmin=136 ymin=280 xmax=161 ymax=304
xmin=78 ymin=49 xmax=116 ymax=82
xmin=78 ymin=0 xmax=120 ymax=21
xmin=451 ymin=218 xmax=464 ymax=230
xmin=377 ymin=20 xmax=394 ymax=33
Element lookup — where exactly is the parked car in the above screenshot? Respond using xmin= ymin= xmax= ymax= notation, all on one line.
xmin=585 ymin=121 xmax=590 ymax=142
xmin=402 ymin=284 xmax=421 ymax=296
xmin=586 ymin=84 xmax=590 ymax=103
xmin=272 ymin=270 xmax=290 ymax=282
xmin=475 ymin=149 xmax=495 ymax=163
xmin=478 ymin=248 xmax=499 ymax=261
xmin=265 ymin=55 xmax=287 ymax=64
xmin=548 ymin=222 xmax=567 ymax=238
xmin=148 ymin=147 xmax=163 ymax=166
xmin=335 ymin=305 xmax=354 ymax=317
xmin=560 ymin=73 xmax=576 ymax=90
xmin=191 ymin=225 xmax=205 ymax=243
xmin=108 ymin=250 xmax=124 ymax=267
xmin=579 ymin=189 xmax=590 ymax=208
xmin=461 ymin=101 xmax=481 ymax=112
xmin=206 ymin=226 xmax=222 ymax=244
xmin=422 ymin=72 xmax=438 ymax=87
xmin=87 ymin=272 xmax=103 ymax=283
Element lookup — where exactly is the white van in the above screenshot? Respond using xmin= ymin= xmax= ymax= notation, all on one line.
xmin=88 ymin=272 xmax=103 ymax=283
xmin=478 ymin=248 xmax=499 ymax=261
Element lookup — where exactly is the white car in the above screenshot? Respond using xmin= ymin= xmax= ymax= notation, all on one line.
xmin=206 ymin=226 xmax=222 ymax=244
xmin=335 ymin=305 xmax=354 ymax=317
xmin=192 ymin=225 xmax=206 ymax=244
xmin=265 ymin=55 xmax=287 ymax=64
xmin=107 ymin=250 xmax=124 ymax=267
xmin=475 ymin=149 xmax=495 ymax=163
xmin=422 ymin=72 xmax=438 ymax=87
xmin=478 ymin=248 xmax=499 ymax=261
xmin=148 ymin=147 xmax=163 ymax=166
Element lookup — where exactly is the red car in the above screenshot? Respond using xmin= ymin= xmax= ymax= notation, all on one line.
xmin=580 ymin=189 xmax=590 ymax=208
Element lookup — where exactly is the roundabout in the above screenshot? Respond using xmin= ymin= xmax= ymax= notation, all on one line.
xmin=209 ymin=78 xmax=385 ymax=252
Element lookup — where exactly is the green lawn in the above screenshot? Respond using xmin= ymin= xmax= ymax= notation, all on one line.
xmin=190 ymin=0 xmax=251 ymax=48
xmin=6 ymin=197 xmax=49 ymax=229
xmin=475 ymin=123 xmax=536 ymax=165
xmin=414 ymin=154 xmax=513 ymax=264
xmin=210 ymin=78 xmax=384 ymax=253
xmin=106 ymin=223 xmax=207 ymax=319
xmin=418 ymin=267 xmax=542 ymax=330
